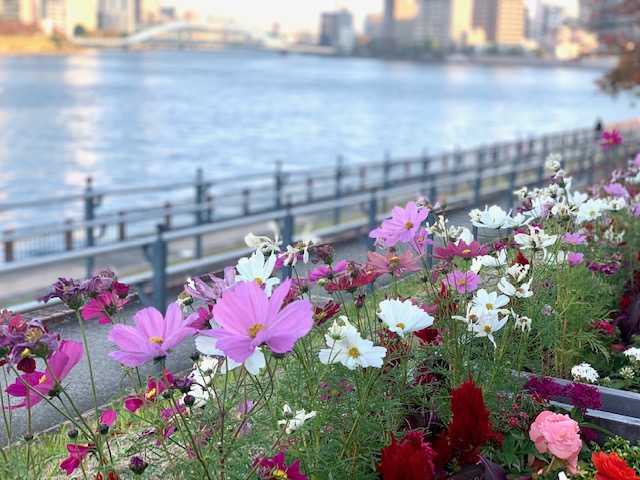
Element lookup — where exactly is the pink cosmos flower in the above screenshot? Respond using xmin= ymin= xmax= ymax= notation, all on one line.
xmin=433 ymin=240 xmax=489 ymax=260
xmin=201 ymin=279 xmax=313 ymax=363
xmin=563 ymin=232 xmax=586 ymax=246
xmin=529 ymin=411 xmax=582 ymax=474
xmin=366 ymin=250 xmax=423 ymax=277
xmin=409 ymin=227 xmax=433 ymax=254
xmin=369 ymin=201 xmax=430 ymax=247
xmin=567 ymin=252 xmax=584 ymax=267
xmin=6 ymin=340 xmax=83 ymax=409
xmin=184 ymin=266 xmax=237 ymax=302
xmin=81 ymin=291 xmax=130 ymax=325
xmin=308 ymin=260 xmax=348 ymax=282
xmin=108 ymin=303 xmax=196 ymax=367
xmin=599 ymin=129 xmax=622 ymax=148
xmin=603 ymin=182 xmax=629 ymax=198
xmin=254 ymin=452 xmax=308 ymax=480
xmin=445 ymin=270 xmax=481 ymax=294
xmin=60 ymin=444 xmax=93 ymax=476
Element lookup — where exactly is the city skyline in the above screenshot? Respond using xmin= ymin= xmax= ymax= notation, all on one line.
xmin=161 ymin=0 xmax=579 ymax=34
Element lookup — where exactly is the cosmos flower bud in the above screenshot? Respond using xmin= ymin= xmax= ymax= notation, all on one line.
xmin=129 ymin=456 xmax=149 ymax=475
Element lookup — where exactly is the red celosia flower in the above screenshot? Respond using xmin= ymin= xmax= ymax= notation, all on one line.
xmin=592 ymin=451 xmax=639 ymax=480
xmin=514 ymin=250 xmax=530 ymax=267
xmin=254 ymin=452 xmax=308 ymax=480
xmin=376 ymin=431 xmax=436 ymax=480
xmin=434 ymin=374 xmax=497 ymax=468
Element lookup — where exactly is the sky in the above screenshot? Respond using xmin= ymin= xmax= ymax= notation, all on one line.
xmin=164 ymin=0 xmax=580 ymax=35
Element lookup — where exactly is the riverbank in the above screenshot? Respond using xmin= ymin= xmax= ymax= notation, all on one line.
xmin=0 ymin=35 xmax=82 ymax=55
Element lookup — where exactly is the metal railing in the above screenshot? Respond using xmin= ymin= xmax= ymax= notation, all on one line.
xmin=1 ymin=120 xmax=639 ymax=313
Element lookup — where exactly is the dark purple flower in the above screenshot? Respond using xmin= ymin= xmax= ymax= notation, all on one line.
xmin=524 ymin=376 xmax=563 ymax=403
xmin=562 ymin=382 xmax=602 ymax=414
xmin=40 ymin=278 xmax=86 ymax=310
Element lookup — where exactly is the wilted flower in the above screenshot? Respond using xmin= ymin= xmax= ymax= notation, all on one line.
xmin=277 ymin=404 xmax=317 ymax=434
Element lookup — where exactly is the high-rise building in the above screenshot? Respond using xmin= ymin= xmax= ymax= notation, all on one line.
xmin=395 ymin=0 xmax=419 ymax=20
xmin=42 ymin=0 xmax=97 ymax=37
xmin=580 ymin=0 xmax=639 ymax=40
xmin=319 ymin=9 xmax=355 ymax=53
xmin=473 ymin=0 xmax=525 ymax=45
xmin=135 ymin=0 xmax=160 ymax=27
xmin=415 ymin=0 xmax=472 ymax=49
xmin=98 ymin=0 xmax=135 ymax=33
xmin=2 ymin=0 xmax=38 ymax=24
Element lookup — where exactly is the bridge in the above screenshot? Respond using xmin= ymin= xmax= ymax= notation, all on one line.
xmin=73 ymin=20 xmax=334 ymax=54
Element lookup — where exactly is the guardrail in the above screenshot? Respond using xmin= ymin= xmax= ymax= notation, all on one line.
xmin=2 ymin=123 xmax=638 ymax=314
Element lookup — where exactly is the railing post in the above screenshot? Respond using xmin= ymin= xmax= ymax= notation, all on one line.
xmin=242 ymin=189 xmax=251 ymax=216
xmin=474 ymin=148 xmax=485 ymax=209
xmin=306 ymin=178 xmax=313 ymax=203
xmin=118 ymin=211 xmax=126 ymax=240
xmin=333 ymin=155 xmax=343 ymax=225
xmin=4 ymin=229 xmax=13 ymax=262
xmin=281 ymin=206 xmax=294 ymax=279
xmin=367 ymin=193 xmax=377 ymax=251
xmin=65 ymin=219 xmax=73 ymax=251
xmin=151 ymin=224 xmax=168 ymax=312
xmin=420 ymin=149 xmax=429 ymax=185
xmin=84 ymin=176 xmax=96 ymax=277
xmin=508 ymin=162 xmax=517 ymax=211
xmin=164 ymin=202 xmax=172 ymax=230
xmin=382 ymin=151 xmax=391 ymax=211
xmin=194 ymin=168 xmax=206 ymax=259
xmin=275 ymin=160 xmax=283 ymax=210
xmin=538 ymin=137 xmax=549 ymax=185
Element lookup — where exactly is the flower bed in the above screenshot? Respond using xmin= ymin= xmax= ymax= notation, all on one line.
xmin=1 ymin=130 xmax=640 ymax=479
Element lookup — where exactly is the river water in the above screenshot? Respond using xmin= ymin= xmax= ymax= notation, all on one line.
xmin=0 ymin=49 xmax=637 ymax=228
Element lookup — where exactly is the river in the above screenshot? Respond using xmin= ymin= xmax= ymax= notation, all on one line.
xmin=0 ymin=49 xmax=637 ymax=228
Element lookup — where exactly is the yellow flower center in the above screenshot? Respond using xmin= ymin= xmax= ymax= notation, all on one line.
xmin=146 ymin=388 xmax=157 ymax=399
xmin=347 ymin=347 xmax=360 ymax=358
xmin=459 ymin=279 xmax=467 ymax=285
xmin=404 ymin=221 xmax=414 ymax=229
xmin=248 ymin=324 xmax=266 ymax=338
xmin=389 ymin=256 xmax=400 ymax=268
xmin=20 ymin=348 xmax=31 ymax=359
xmin=24 ymin=326 xmax=44 ymax=343
xmin=38 ymin=375 xmax=47 ymax=384
xmin=589 ymin=210 xmax=595 ymax=217
xmin=484 ymin=325 xmax=492 ymax=333
xmin=254 ymin=278 xmax=263 ymax=286
xmin=396 ymin=322 xmax=405 ymax=330
xmin=462 ymin=249 xmax=471 ymax=254
xmin=469 ymin=314 xmax=478 ymax=323
xmin=486 ymin=303 xmax=493 ymax=310
xmin=272 ymin=469 xmax=289 ymax=480
xmin=148 ymin=336 xmax=164 ymax=345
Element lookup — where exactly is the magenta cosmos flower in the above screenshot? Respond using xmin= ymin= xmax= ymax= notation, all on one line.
xmin=599 ymin=129 xmax=622 ymax=148
xmin=108 ymin=303 xmax=196 ymax=367
xmin=6 ymin=340 xmax=83 ymax=409
xmin=369 ymin=201 xmax=430 ymax=247
xmin=445 ymin=270 xmax=481 ymax=294
xmin=254 ymin=452 xmax=308 ymax=480
xmin=200 ymin=279 xmax=313 ymax=363
xmin=81 ymin=291 xmax=130 ymax=325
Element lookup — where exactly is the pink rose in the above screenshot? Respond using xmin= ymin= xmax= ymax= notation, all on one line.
xmin=529 ymin=411 xmax=582 ymax=474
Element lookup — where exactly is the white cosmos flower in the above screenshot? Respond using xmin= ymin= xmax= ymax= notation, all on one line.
xmin=480 ymin=249 xmax=507 ymax=268
xmin=504 ymin=212 xmax=533 ymax=229
xmin=623 ymin=347 xmax=640 ymax=364
xmin=567 ymin=190 xmax=588 ymax=205
xmin=235 ymin=250 xmax=280 ymax=295
xmin=542 ymin=249 xmax=566 ymax=265
xmin=377 ymin=299 xmax=434 ymax=338
xmin=575 ymin=198 xmax=606 ymax=224
xmin=244 ymin=232 xmax=281 ymax=254
xmin=452 ymin=303 xmax=492 ymax=326
xmin=498 ymin=277 xmax=534 ymax=298
xmin=195 ymin=335 xmax=266 ymax=375
xmin=512 ymin=311 xmax=532 ymax=332
xmin=468 ymin=310 xmax=508 ymax=348
xmin=472 ymin=289 xmax=510 ymax=313
xmin=278 ymin=404 xmax=317 ymax=434
xmin=471 ymin=205 xmax=511 ymax=229
xmin=571 ymin=363 xmax=599 ymax=383
xmin=608 ymin=197 xmax=627 ymax=211
xmin=513 ymin=226 xmax=557 ymax=251
xmin=319 ymin=330 xmax=386 ymax=370
xmin=324 ymin=316 xmax=359 ymax=347
xmin=470 ymin=256 xmax=483 ymax=274
xmin=506 ymin=263 xmax=529 ymax=282
xmin=455 ymin=227 xmax=475 ymax=245
xmin=525 ymin=195 xmax=554 ymax=219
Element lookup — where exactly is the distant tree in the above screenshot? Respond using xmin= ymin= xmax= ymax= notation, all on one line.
xmin=585 ymin=0 xmax=640 ymax=97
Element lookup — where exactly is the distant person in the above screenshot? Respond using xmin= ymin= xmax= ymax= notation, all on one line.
xmin=595 ymin=117 xmax=603 ymax=140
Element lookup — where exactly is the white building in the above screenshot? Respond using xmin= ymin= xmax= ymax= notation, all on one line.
xmin=415 ymin=0 xmax=473 ymax=50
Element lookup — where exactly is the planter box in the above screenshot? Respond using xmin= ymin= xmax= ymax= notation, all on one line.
xmin=549 ymin=377 xmax=640 ymax=443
